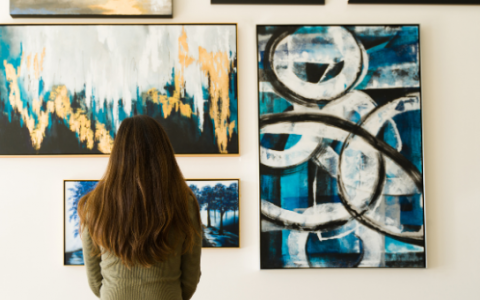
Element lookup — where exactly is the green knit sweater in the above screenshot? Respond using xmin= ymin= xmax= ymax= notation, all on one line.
xmin=82 ymin=198 xmax=202 ymax=300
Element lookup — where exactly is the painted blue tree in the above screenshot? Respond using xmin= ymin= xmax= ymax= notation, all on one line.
xmin=64 ymin=181 xmax=98 ymax=265
xmin=188 ymin=180 xmax=240 ymax=248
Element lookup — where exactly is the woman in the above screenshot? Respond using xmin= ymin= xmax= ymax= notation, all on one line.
xmin=78 ymin=115 xmax=202 ymax=300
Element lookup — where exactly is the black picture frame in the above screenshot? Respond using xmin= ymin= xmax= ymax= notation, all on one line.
xmin=212 ymin=0 xmax=324 ymax=4
xmin=256 ymin=24 xmax=427 ymax=269
xmin=349 ymin=0 xmax=479 ymax=4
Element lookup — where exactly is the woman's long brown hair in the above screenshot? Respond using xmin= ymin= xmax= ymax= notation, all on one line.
xmin=78 ymin=115 xmax=201 ymax=268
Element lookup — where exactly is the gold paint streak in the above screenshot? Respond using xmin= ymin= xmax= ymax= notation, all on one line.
xmin=40 ymin=48 xmax=46 ymax=72
xmin=198 ymin=47 xmax=233 ymax=154
xmin=179 ymin=102 xmax=193 ymax=118
xmin=228 ymin=121 xmax=236 ymax=139
xmin=145 ymin=88 xmax=193 ymax=119
xmin=52 ymin=85 xmax=70 ymax=119
xmin=32 ymin=98 xmax=41 ymax=115
xmin=95 ymin=123 xmax=114 ymax=154
xmin=179 ymin=28 xmax=195 ymax=70
xmin=33 ymin=53 xmax=40 ymax=79
xmin=3 ymin=61 xmax=110 ymax=153
xmin=70 ymin=111 xmax=95 ymax=150
xmin=26 ymin=55 xmax=31 ymax=70
xmin=4 ymin=60 xmax=49 ymax=149
xmin=89 ymin=0 xmax=143 ymax=15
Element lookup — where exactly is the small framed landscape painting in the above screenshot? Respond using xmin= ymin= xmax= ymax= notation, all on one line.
xmin=257 ymin=25 xmax=426 ymax=269
xmin=212 ymin=0 xmax=324 ymax=4
xmin=188 ymin=179 xmax=240 ymax=248
xmin=10 ymin=0 xmax=173 ymax=17
xmin=64 ymin=179 xmax=240 ymax=266
xmin=349 ymin=0 xmax=479 ymax=4
xmin=0 ymin=24 xmax=238 ymax=156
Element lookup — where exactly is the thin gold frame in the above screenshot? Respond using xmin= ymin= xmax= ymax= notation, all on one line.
xmin=63 ymin=178 xmax=241 ymax=266
xmin=0 ymin=23 xmax=239 ymax=158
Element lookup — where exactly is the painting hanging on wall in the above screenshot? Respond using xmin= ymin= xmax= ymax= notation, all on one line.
xmin=64 ymin=179 xmax=239 ymax=265
xmin=212 ymin=0 xmax=323 ymax=4
xmin=188 ymin=179 xmax=240 ymax=248
xmin=349 ymin=0 xmax=479 ymax=4
xmin=257 ymin=25 xmax=426 ymax=269
xmin=0 ymin=24 xmax=238 ymax=156
xmin=64 ymin=180 xmax=98 ymax=266
xmin=10 ymin=0 xmax=173 ymax=17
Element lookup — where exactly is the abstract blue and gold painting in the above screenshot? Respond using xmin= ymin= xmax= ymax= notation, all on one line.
xmin=64 ymin=179 xmax=239 ymax=266
xmin=0 ymin=25 xmax=238 ymax=156
xmin=257 ymin=25 xmax=425 ymax=269
xmin=188 ymin=179 xmax=240 ymax=248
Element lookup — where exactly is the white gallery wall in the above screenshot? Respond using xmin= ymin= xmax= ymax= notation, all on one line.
xmin=0 ymin=0 xmax=479 ymax=299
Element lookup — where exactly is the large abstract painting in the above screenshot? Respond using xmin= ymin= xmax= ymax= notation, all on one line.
xmin=64 ymin=179 xmax=239 ymax=265
xmin=258 ymin=25 xmax=425 ymax=269
xmin=212 ymin=0 xmax=323 ymax=4
xmin=0 ymin=25 xmax=238 ymax=156
xmin=10 ymin=0 xmax=173 ymax=17
xmin=349 ymin=0 xmax=479 ymax=4
xmin=189 ymin=179 xmax=240 ymax=248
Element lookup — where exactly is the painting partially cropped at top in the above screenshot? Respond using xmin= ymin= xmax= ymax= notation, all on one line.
xmin=10 ymin=0 xmax=173 ymax=17
xmin=212 ymin=0 xmax=324 ymax=4
xmin=0 ymin=25 xmax=238 ymax=155
xmin=348 ymin=0 xmax=479 ymax=4
xmin=348 ymin=0 xmax=480 ymax=5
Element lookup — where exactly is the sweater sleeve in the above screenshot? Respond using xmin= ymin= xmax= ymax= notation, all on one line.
xmin=81 ymin=228 xmax=103 ymax=298
xmin=180 ymin=197 xmax=202 ymax=300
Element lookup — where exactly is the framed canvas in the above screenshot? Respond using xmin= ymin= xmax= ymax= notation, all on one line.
xmin=212 ymin=0 xmax=323 ymax=4
xmin=64 ymin=180 xmax=98 ymax=266
xmin=188 ymin=179 xmax=240 ymax=248
xmin=64 ymin=179 xmax=240 ymax=266
xmin=0 ymin=24 xmax=238 ymax=157
xmin=10 ymin=0 xmax=173 ymax=18
xmin=349 ymin=0 xmax=479 ymax=4
xmin=257 ymin=25 xmax=426 ymax=269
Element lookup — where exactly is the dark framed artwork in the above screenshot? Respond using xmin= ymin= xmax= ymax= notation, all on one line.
xmin=64 ymin=179 xmax=240 ymax=266
xmin=212 ymin=0 xmax=324 ymax=4
xmin=0 ymin=24 xmax=238 ymax=156
xmin=349 ymin=0 xmax=479 ymax=4
xmin=10 ymin=0 xmax=173 ymax=18
xmin=257 ymin=25 xmax=426 ymax=269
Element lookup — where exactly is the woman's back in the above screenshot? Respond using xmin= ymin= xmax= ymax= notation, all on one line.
xmin=79 ymin=115 xmax=202 ymax=300
xmin=84 ymin=197 xmax=201 ymax=300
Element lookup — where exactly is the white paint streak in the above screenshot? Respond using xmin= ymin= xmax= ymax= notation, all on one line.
xmin=8 ymin=25 xmax=236 ymax=128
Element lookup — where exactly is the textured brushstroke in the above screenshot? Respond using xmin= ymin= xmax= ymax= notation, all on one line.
xmin=198 ymin=47 xmax=236 ymax=153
